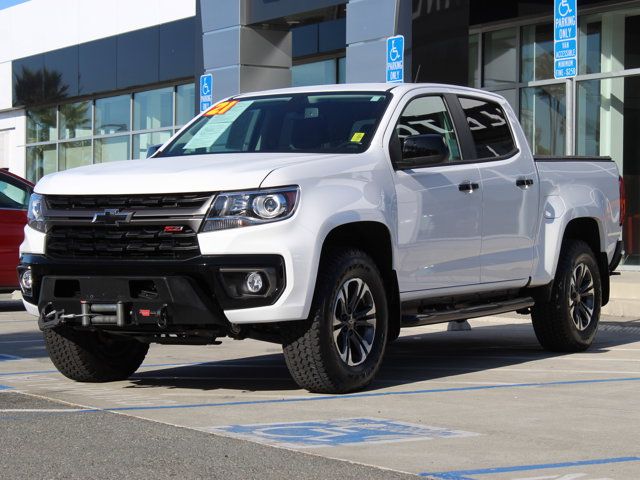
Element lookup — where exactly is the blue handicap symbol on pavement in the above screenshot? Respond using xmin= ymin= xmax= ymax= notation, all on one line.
xmin=205 ymin=417 xmax=477 ymax=448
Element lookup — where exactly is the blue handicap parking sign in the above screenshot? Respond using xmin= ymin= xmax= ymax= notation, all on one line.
xmin=199 ymin=73 xmax=213 ymax=112
xmin=554 ymin=0 xmax=578 ymax=78
xmin=386 ymin=35 xmax=404 ymax=83
xmin=205 ymin=417 xmax=477 ymax=449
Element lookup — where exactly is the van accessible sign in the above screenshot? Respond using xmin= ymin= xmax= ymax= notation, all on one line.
xmin=554 ymin=0 xmax=578 ymax=79
xmin=386 ymin=35 xmax=404 ymax=83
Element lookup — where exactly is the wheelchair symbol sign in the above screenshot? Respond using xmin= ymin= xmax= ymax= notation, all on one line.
xmin=558 ymin=0 xmax=573 ymax=17
xmin=554 ymin=0 xmax=577 ymax=78
xmin=199 ymin=73 xmax=213 ymax=112
xmin=386 ymin=35 xmax=404 ymax=83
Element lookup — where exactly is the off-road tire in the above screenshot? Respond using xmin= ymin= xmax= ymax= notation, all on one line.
xmin=531 ymin=240 xmax=602 ymax=352
xmin=281 ymin=249 xmax=388 ymax=393
xmin=43 ymin=328 xmax=149 ymax=382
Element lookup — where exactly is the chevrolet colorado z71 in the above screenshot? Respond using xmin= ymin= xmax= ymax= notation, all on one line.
xmin=19 ymin=84 xmax=625 ymax=393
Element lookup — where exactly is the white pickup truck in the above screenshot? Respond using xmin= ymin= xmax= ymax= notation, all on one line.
xmin=19 ymin=83 xmax=625 ymax=394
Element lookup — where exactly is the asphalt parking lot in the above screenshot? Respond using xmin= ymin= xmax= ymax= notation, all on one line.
xmin=1 ymin=299 xmax=639 ymax=479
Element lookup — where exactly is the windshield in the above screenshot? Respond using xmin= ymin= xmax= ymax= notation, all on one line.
xmin=160 ymin=92 xmax=391 ymax=157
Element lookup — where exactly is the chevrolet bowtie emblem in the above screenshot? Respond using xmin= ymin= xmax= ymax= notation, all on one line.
xmin=91 ymin=208 xmax=133 ymax=225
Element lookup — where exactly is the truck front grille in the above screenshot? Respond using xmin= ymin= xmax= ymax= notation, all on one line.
xmin=46 ymin=225 xmax=201 ymax=260
xmin=46 ymin=193 xmax=211 ymax=211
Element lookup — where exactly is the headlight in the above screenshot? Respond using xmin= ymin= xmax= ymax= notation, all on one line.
xmin=27 ymin=193 xmax=46 ymax=232
xmin=202 ymin=186 xmax=299 ymax=232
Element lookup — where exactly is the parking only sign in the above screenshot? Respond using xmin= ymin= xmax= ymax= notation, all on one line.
xmin=386 ymin=35 xmax=404 ymax=83
xmin=199 ymin=73 xmax=213 ymax=112
xmin=554 ymin=0 xmax=578 ymax=79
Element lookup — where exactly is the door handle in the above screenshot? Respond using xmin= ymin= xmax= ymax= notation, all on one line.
xmin=458 ymin=182 xmax=480 ymax=193
xmin=516 ymin=178 xmax=535 ymax=188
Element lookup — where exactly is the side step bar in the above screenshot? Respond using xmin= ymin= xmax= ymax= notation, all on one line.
xmin=401 ymin=297 xmax=535 ymax=328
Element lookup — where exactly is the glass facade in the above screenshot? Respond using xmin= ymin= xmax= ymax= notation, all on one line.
xmin=470 ymin=7 xmax=640 ymax=266
xmin=291 ymin=57 xmax=346 ymax=87
xmin=26 ymin=82 xmax=195 ymax=180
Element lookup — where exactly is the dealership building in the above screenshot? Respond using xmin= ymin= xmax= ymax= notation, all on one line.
xmin=0 ymin=0 xmax=638 ymax=266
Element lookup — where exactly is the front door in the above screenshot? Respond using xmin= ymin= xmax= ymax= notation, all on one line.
xmin=392 ymin=95 xmax=483 ymax=292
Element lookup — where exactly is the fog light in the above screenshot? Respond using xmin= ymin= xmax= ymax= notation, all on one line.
xmin=245 ymin=272 xmax=264 ymax=294
xmin=20 ymin=269 xmax=33 ymax=293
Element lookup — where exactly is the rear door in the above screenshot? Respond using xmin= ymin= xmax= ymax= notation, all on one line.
xmin=391 ymin=94 xmax=483 ymax=291
xmin=0 ymin=174 xmax=30 ymax=289
xmin=456 ymin=96 xmax=538 ymax=284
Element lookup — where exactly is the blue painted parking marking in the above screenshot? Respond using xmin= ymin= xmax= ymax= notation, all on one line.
xmin=420 ymin=456 xmax=640 ymax=479
xmin=205 ymin=418 xmax=477 ymax=449
xmin=0 ymin=385 xmax=13 ymax=390
xmin=0 ymin=354 xmax=21 ymax=361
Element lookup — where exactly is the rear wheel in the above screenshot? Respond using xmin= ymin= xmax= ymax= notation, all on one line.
xmin=532 ymin=240 xmax=602 ymax=352
xmin=281 ymin=249 xmax=388 ymax=393
xmin=43 ymin=328 xmax=148 ymax=382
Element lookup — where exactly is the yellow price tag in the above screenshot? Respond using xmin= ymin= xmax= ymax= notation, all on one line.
xmin=350 ymin=132 xmax=365 ymax=143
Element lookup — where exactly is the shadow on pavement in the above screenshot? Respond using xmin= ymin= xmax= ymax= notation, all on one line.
xmin=0 ymin=331 xmax=46 ymax=359
xmin=126 ymin=320 xmax=640 ymax=393
xmin=0 ymin=300 xmax=25 ymax=312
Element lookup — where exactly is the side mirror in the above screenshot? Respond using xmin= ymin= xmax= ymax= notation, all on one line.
xmin=396 ymin=134 xmax=449 ymax=170
xmin=146 ymin=144 xmax=163 ymax=158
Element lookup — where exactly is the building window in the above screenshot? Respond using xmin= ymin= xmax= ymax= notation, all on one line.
xmin=520 ymin=84 xmax=566 ymax=156
xmin=291 ymin=57 xmax=346 ymax=87
xmin=25 ymin=82 xmax=196 ymax=182
xmin=472 ymin=6 xmax=640 ymax=267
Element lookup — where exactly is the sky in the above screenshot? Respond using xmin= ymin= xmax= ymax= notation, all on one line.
xmin=0 ymin=0 xmax=29 ymax=11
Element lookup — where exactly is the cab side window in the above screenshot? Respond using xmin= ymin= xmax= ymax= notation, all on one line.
xmin=396 ymin=96 xmax=461 ymax=162
xmin=0 ymin=178 xmax=29 ymax=210
xmin=459 ymin=97 xmax=516 ymax=159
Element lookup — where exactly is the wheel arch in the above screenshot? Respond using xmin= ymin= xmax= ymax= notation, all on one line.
xmin=561 ymin=217 xmax=610 ymax=306
xmin=320 ymin=221 xmax=400 ymax=339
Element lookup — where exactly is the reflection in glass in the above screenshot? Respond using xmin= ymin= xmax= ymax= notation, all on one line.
xmin=27 ymin=108 xmax=57 ymax=143
xmin=133 ymin=130 xmax=172 ymax=159
xmin=578 ymin=20 xmax=602 ymax=75
xmin=133 ymin=87 xmax=173 ymax=131
xmin=94 ymin=136 xmax=130 ymax=163
xmin=520 ymin=84 xmax=566 ymax=156
xmin=468 ymin=34 xmax=479 ymax=87
xmin=292 ymin=59 xmax=337 ymax=87
xmin=26 ymin=144 xmax=57 ymax=182
xmin=176 ymin=83 xmax=195 ymax=127
xmin=338 ymin=57 xmax=346 ymax=84
xmin=521 ymin=24 xmax=554 ymax=82
xmin=59 ymin=101 xmax=92 ymax=140
xmin=59 ymin=140 xmax=92 ymax=170
xmin=626 ymin=15 xmax=640 ymax=69
xmin=95 ymin=94 xmax=130 ymax=135
xmin=483 ymin=28 xmax=517 ymax=88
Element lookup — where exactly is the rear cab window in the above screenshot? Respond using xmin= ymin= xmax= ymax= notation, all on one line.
xmin=458 ymin=97 xmax=517 ymax=159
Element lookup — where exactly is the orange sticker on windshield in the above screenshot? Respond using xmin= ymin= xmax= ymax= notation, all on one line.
xmin=204 ymin=100 xmax=238 ymax=116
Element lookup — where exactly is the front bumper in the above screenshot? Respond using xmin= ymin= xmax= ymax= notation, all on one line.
xmin=19 ymin=253 xmax=285 ymax=332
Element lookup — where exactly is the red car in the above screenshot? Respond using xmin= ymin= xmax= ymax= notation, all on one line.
xmin=0 ymin=169 xmax=33 ymax=292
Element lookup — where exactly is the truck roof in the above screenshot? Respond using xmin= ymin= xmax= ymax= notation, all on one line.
xmin=232 ymin=82 xmax=505 ymax=101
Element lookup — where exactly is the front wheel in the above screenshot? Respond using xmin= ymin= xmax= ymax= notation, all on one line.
xmin=531 ymin=240 xmax=602 ymax=352
xmin=281 ymin=249 xmax=388 ymax=393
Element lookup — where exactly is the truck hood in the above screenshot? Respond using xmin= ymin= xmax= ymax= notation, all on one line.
xmin=35 ymin=152 xmax=340 ymax=195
